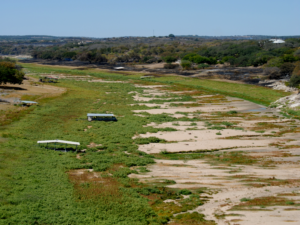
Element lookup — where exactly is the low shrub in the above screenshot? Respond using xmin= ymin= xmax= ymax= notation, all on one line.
xmin=264 ymin=67 xmax=281 ymax=79
xmin=164 ymin=63 xmax=178 ymax=69
xmin=240 ymin=198 xmax=251 ymax=202
xmin=134 ymin=137 xmax=167 ymax=144
xmin=181 ymin=60 xmax=192 ymax=70
xmin=198 ymin=63 xmax=210 ymax=69
xmin=179 ymin=189 xmax=192 ymax=195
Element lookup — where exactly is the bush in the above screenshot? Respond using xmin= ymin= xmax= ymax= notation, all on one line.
xmin=292 ymin=61 xmax=300 ymax=76
xmin=280 ymin=62 xmax=296 ymax=77
xmin=266 ymin=57 xmax=284 ymax=68
xmin=179 ymin=189 xmax=192 ymax=195
xmin=174 ymin=212 xmax=207 ymax=223
xmin=264 ymin=67 xmax=281 ymax=79
xmin=198 ymin=64 xmax=209 ymax=69
xmin=141 ymin=56 xmax=153 ymax=63
xmin=240 ymin=198 xmax=251 ymax=202
xmin=146 ymin=58 xmax=157 ymax=63
xmin=289 ymin=74 xmax=300 ymax=88
xmin=164 ymin=63 xmax=178 ymax=69
xmin=182 ymin=53 xmax=214 ymax=64
xmin=181 ymin=60 xmax=192 ymax=70
xmin=283 ymin=54 xmax=298 ymax=63
xmin=164 ymin=56 xmax=177 ymax=63
xmin=227 ymin=110 xmax=238 ymax=115
xmin=294 ymin=49 xmax=300 ymax=57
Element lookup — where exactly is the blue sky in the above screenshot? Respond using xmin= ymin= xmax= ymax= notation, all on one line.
xmin=1 ymin=0 xmax=299 ymax=37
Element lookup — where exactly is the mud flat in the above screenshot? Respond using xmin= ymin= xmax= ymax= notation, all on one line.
xmin=130 ymin=84 xmax=300 ymax=225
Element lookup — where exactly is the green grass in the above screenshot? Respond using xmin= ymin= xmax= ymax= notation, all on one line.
xmin=171 ymin=212 xmax=216 ymax=225
xmin=0 ymin=79 xmax=168 ymax=224
xmin=0 ymin=73 xmax=219 ymax=224
xmin=154 ymin=151 xmax=258 ymax=166
xmin=0 ymin=62 xmax=291 ymax=224
xmin=22 ymin=63 xmax=289 ymax=106
xmin=231 ymin=196 xmax=299 ymax=211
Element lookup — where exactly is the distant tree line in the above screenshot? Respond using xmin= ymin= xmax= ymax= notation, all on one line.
xmin=1 ymin=36 xmax=300 ymax=81
xmin=26 ymin=38 xmax=299 ymax=68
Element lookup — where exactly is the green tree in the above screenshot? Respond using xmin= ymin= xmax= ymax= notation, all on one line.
xmin=164 ymin=56 xmax=177 ymax=63
xmin=266 ymin=57 xmax=284 ymax=68
xmin=169 ymin=34 xmax=175 ymax=38
xmin=0 ymin=61 xmax=25 ymax=85
xmin=63 ymin=51 xmax=77 ymax=59
xmin=283 ymin=54 xmax=298 ymax=62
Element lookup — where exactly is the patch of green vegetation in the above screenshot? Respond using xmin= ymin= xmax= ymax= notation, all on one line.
xmin=227 ymin=110 xmax=238 ymax=115
xmin=240 ymin=198 xmax=252 ymax=202
xmin=155 ymin=151 xmax=257 ymax=166
xmin=284 ymin=108 xmax=300 ymax=120
xmin=162 ymin=179 xmax=177 ymax=184
xmin=186 ymin=127 xmax=198 ymax=130
xmin=209 ymin=125 xmax=225 ymax=130
xmin=231 ymin=196 xmax=299 ymax=211
xmin=148 ymin=95 xmax=195 ymax=104
xmin=134 ymin=137 xmax=167 ymax=144
xmin=8 ymin=62 xmax=292 ymax=224
xmin=151 ymin=194 xmax=206 ymax=223
xmin=214 ymin=213 xmax=242 ymax=219
xmin=22 ymin=63 xmax=289 ymax=106
xmin=221 ymin=121 xmax=234 ymax=127
xmin=138 ymin=166 xmax=151 ymax=173
xmin=0 ymin=108 xmax=34 ymax=126
xmin=171 ymin=212 xmax=216 ymax=225
xmin=205 ymin=121 xmax=237 ymax=130
xmin=0 ymin=79 xmax=178 ymax=224
xmin=234 ymin=127 xmax=244 ymax=130
xmin=175 ymin=111 xmax=189 ymax=116
xmin=157 ymin=127 xmax=178 ymax=132
xmin=178 ymin=189 xmax=192 ymax=195
xmin=255 ymin=130 xmax=265 ymax=133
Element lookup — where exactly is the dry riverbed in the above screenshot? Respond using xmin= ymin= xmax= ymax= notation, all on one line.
xmin=129 ymin=84 xmax=300 ymax=225
xmin=3 ymin=74 xmax=300 ymax=224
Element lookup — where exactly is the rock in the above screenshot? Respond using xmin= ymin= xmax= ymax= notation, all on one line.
xmin=271 ymin=92 xmax=300 ymax=109
xmin=259 ymin=79 xmax=298 ymax=92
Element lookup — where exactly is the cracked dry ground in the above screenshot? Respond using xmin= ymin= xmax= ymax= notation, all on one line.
xmin=129 ymin=84 xmax=300 ymax=225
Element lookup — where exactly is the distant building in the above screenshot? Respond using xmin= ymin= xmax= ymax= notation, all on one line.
xmin=269 ymin=39 xmax=285 ymax=44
